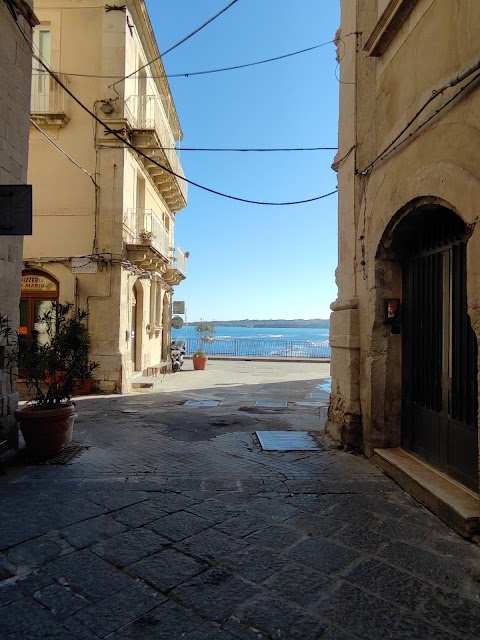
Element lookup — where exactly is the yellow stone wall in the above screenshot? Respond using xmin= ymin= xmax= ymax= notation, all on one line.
xmin=25 ymin=0 xmax=186 ymax=392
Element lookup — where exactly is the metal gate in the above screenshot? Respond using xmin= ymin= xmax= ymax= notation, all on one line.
xmin=402 ymin=209 xmax=478 ymax=491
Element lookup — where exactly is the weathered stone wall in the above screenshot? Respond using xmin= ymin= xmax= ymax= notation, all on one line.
xmin=329 ymin=0 xmax=480 ymax=463
xmin=0 ymin=0 xmax=35 ymax=452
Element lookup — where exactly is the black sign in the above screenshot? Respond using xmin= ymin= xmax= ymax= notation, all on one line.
xmin=0 ymin=185 xmax=32 ymax=235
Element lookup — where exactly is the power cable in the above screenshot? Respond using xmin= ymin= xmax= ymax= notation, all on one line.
xmin=99 ymin=145 xmax=338 ymax=152
xmin=32 ymin=34 xmax=355 ymax=81
xmin=110 ymin=0 xmax=239 ymax=93
xmin=30 ymin=54 xmax=338 ymax=206
xmin=360 ymin=58 xmax=480 ymax=174
xmin=166 ymin=41 xmax=335 ymax=78
xmin=30 ymin=119 xmax=97 ymax=185
xmin=16 ymin=14 xmax=338 ymax=206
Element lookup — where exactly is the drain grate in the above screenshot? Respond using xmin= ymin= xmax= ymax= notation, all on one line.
xmin=37 ymin=442 xmax=85 ymax=465
xmin=256 ymin=431 xmax=321 ymax=451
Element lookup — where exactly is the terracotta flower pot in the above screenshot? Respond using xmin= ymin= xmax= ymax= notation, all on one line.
xmin=74 ymin=378 xmax=93 ymax=395
xmin=14 ymin=403 xmax=75 ymax=457
xmin=192 ymin=355 xmax=208 ymax=371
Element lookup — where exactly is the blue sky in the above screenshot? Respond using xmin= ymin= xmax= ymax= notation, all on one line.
xmin=145 ymin=0 xmax=340 ymax=322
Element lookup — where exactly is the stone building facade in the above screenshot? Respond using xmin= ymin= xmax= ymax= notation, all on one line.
xmin=0 ymin=0 xmax=37 ymax=456
xmin=329 ymin=0 xmax=480 ymax=525
xmin=25 ymin=0 xmax=187 ymax=393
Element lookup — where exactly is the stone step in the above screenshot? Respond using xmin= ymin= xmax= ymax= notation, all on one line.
xmin=373 ymin=447 xmax=480 ymax=539
xmin=131 ymin=376 xmax=164 ymax=389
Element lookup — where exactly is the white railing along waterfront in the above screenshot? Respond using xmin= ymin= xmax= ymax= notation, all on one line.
xmin=184 ymin=338 xmax=331 ymax=359
xmin=124 ymin=208 xmax=170 ymax=257
xmin=124 ymin=95 xmax=188 ymax=203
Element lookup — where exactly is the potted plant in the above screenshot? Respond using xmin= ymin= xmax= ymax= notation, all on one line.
xmin=3 ymin=302 xmax=99 ymax=457
xmin=139 ymin=229 xmax=152 ymax=244
xmin=192 ymin=321 xmax=215 ymax=371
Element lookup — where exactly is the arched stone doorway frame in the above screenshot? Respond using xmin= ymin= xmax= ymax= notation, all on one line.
xmin=161 ymin=290 xmax=171 ymax=361
xmin=361 ymin=159 xmax=480 ymax=458
xmin=132 ymin=279 xmax=146 ymax=372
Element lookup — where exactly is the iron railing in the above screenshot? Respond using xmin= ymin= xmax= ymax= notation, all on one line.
xmin=31 ymin=72 xmax=69 ymax=113
xmin=124 ymin=95 xmax=188 ymax=203
xmin=124 ymin=208 xmax=170 ymax=257
xmin=173 ymin=247 xmax=187 ymax=274
xmin=184 ymin=338 xmax=331 ymax=359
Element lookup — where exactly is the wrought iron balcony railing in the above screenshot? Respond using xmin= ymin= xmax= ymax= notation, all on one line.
xmin=124 ymin=208 xmax=170 ymax=258
xmin=124 ymin=95 xmax=187 ymax=203
xmin=31 ymin=72 xmax=69 ymax=114
xmin=173 ymin=247 xmax=187 ymax=275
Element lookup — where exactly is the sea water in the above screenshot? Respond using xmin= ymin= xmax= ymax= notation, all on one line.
xmin=172 ymin=324 xmax=331 ymax=358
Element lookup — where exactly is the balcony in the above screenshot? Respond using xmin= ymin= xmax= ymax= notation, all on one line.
xmin=124 ymin=208 xmax=171 ymax=272
xmin=30 ymin=72 xmax=70 ymax=128
xmin=164 ymin=247 xmax=187 ymax=286
xmin=125 ymin=95 xmax=187 ymax=213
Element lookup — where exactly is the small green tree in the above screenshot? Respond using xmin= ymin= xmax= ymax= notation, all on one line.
xmin=194 ymin=321 xmax=216 ymax=357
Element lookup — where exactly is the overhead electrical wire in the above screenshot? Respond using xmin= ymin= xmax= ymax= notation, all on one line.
xmin=15 ymin=11 xmax=338 ymax=206
xmin=360 ymin=58 xmax=480 ymax=174
xmin=30 ymin=118 xmax=97 ymax=185
xmin=110 ymin=0 xmax=239 ymax=92
xmin=31 ymin=53 xmax=337 ymax=206
xmin=164 ymin=41 xmax=335 ymax=78
xmin=32 ymin=35 xmax=354 ymax=81
xmin=98 ymin=145 xmax=338 ymax=152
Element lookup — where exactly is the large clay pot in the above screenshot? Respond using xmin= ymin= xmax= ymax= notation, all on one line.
xmin=74 ymin=377 xmax=93 ymax=395
xmin=192 ymin=355 xmax=208 ymax=371
xmin=14 ymin=404 xmax=75 ymax=457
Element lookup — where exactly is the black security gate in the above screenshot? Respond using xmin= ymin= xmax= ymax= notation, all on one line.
xmin=402 ymin=208 xmax=478 ymax=491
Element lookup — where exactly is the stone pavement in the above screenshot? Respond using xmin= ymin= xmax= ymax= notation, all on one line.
xmin=1 ymin=359 xmax=480 ymax=639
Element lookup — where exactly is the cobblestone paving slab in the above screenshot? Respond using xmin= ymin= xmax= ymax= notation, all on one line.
xmin=3 ymin=363 xmax=480 ymax=639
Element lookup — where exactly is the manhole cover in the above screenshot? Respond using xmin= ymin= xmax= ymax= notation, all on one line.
xmin=296 ymin=402 xmax=328 ymax=407
xmin=183 ymin=400 xmax=220 ymax=407
xmin=256 ymin=431 xmax=321 ymax=451
xmin=255 ymin=401 xmax=288 ymax=408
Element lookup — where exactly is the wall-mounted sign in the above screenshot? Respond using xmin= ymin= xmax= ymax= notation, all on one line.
xmin=384 ymin=298 xmax=401 ymax=323
xmin=0 ymin=185 xmax=32 ymax=235
xmin=172 ymin=316 xmax=184 ymax=329
xmin=21 ymin=274 xmax=58 ymax=294
xmin=71 ymin=257 xmax=98 ymax=273
xmin=173 ymin=301 xmax=185 ymax=314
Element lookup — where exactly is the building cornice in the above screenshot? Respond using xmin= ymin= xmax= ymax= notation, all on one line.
xmin=364 ymin=0 xmax=417 ymax=57
xmin=10 ymin=0 xmax=39 ymax=26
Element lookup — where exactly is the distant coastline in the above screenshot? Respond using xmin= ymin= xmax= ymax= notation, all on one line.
xmin=187 ymin=319 xmax=330 ymax=329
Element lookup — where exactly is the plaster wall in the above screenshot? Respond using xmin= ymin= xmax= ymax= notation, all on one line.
xmin=25 ymin=0 xmax=184 ymax=392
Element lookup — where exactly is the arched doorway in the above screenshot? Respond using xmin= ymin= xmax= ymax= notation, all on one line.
xmin=397 ymin=205 xmax=478 ymax=490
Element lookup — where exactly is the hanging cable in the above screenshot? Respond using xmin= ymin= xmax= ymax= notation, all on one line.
xmin=32 ymin=34 xmax=357 ymax=81
xmin=31 ymin=53 xmax=337 ymax=206
xmin=110 ymin=0 xmax=239 ymax=93
xmin=359 ymin=59 xmax=480 ymax=175
xmin=30 ymin=119 xmax=97 ymax=185
xmin=166 ymin=41 xmax=335 ymax=78
xmin=98 ymin=145 xmax=338 ymax=152
xmin=15 ymin=15 xmax=338 ymax=206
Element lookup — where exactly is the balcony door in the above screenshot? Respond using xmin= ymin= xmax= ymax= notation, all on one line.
xmin=32 ymin=28 xmax=51 ymax=111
